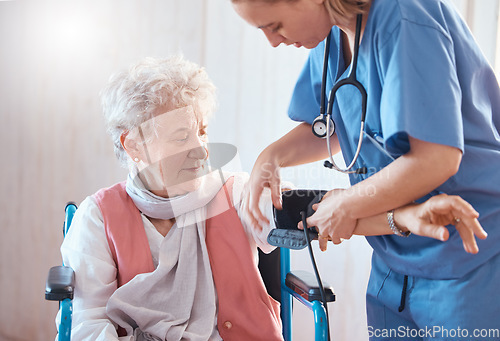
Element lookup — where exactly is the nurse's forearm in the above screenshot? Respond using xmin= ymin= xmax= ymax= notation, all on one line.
xmin=353 ymin=211 xmax=396 ymax=236
xmin=263 ymin=122 xmax=340 ymax=167
xmin=343 ymin=136 xmax=462 ymax=220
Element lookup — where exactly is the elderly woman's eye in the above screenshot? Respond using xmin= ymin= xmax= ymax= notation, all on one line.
xmin=174 ymin=133 xmax=189 ymax=142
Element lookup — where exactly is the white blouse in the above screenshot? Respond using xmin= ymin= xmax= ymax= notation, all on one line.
xmin=57 ymin=173 xmax=277 ymax=341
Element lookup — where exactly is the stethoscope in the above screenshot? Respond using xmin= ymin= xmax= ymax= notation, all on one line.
xmin=312 ymin=14 xmax=367 ymax=174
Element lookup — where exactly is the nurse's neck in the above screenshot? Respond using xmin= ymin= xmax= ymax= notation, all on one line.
xmin=340 ymin=31 xmax=353 ymax=67
xmin=336 ymin=11 xmax=370 ymax=65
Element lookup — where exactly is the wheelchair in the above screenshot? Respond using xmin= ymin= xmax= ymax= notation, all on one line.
xmin=46 ymin=198 xmax=335 ymax=341
xmin=45 ymin=202 xmax=76 ymax=341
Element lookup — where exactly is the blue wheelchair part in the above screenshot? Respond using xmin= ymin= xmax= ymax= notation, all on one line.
xmin=280 ymin=248 xmax=335 ymax=341
xmin=274 ymin=189 xmax=336 ymax=341
xmin=63 ymin=202 xmax=77 ymax=238
xmin=45 ymin=202 xmax=76 ymax=341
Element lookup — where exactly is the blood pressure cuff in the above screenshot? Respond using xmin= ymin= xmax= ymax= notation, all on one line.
xmin=268 ymin=189 xmax=327 ymax=250
xmin=267 ymin=229 xmax=319 ymax=250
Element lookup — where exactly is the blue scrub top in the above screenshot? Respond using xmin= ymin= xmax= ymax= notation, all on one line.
xmin=289 ymin=0 xmax=500 ymax=279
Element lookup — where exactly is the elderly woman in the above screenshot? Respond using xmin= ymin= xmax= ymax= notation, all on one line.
xmin=58 ymin=56 xmax=283 ymax=341
xmin=58 ymin=55 xmax=484 ymax=341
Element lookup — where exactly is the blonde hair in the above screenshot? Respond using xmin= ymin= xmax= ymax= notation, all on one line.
xmin=324 ymin=0 xmax=370 ymax=18
xmin=100 ymin=55 xmax=216 ymax=168
xmin=231 ymin=0 xmax=370 ymax=20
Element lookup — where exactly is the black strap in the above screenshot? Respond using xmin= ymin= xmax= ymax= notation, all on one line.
xmin=398 ymin=275 xmax=409 ymax=312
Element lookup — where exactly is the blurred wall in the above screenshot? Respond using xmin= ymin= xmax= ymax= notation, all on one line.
xmin=0 ymin=1 xmax=498 ymax=340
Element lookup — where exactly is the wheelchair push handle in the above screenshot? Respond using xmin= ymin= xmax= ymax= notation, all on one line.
xmin=63 ymin=202 xmax=77 ymax=237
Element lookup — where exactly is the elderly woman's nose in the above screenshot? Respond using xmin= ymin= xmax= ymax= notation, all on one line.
xmin=188 ymin=145 xmax=208 ymax=160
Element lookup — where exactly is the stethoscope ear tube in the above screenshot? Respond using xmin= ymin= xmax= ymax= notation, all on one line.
xmin=319 ymin=30 xmax=332 ymax=119
xmin=312 ymin=30 xmax=335 ymax=139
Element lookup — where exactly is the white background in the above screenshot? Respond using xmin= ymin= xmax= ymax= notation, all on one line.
xmin=0 ymin=1 xmax=498 ymax=340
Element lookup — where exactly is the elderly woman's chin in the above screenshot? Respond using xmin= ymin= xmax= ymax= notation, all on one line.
xmin=165 ymin=167 xmax=210 ymax=197
xmin=143 ymin=177 xmax=203 ymax=198
xmin=174 ymin=178 xmax=204 ymax=195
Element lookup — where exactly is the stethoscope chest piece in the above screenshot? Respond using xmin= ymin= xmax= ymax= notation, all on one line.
xmin=312 ymin=114 xmax=335 ymax=138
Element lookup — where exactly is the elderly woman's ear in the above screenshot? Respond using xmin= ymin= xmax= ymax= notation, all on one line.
xmin=120 ymin=131 xmax=142 ymax=163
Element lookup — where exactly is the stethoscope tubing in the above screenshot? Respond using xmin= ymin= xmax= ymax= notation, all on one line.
xmin=323 ymin=13 xmax=367 ymax=174
xmin=326 ymin=118 xmax=365 ymax=173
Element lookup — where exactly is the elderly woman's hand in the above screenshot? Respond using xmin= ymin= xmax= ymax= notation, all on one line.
xmin=298 ymin=191 xmax=487 ymax=254
xmin=395 ymin=194 xmax=487 ymax=254
xmin=243 ymin=148 xmax=283 ymax=230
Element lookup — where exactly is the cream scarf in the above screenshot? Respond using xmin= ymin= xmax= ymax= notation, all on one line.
xmin=106 ymin=170 xmax=226 ymax=341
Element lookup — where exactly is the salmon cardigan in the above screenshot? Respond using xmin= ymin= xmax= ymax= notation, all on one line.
xmin=93 ymin=178 xmax=283 ymax=341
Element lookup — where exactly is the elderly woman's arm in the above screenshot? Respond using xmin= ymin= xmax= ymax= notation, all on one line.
xmin=59 ymin=197 xmax=131 ymax=341
xmin=308 ymin=192 xmax=487 ymax=254
xmin=232 ymin=172 xmax=278 ymax=254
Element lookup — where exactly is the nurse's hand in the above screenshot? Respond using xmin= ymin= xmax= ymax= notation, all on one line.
xmin=243 ymin=148 xmax=283 ymax=230
xmin=298 ymin=188 xmax=357 ymax=250
xmin=395 ymin=194 xmax=487 ymax=254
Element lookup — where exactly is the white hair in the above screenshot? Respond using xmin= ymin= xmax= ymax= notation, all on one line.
xmin=100 ymin=55 xmax=217 ymax=167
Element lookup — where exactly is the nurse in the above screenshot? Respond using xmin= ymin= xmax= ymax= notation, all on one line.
xmin=232 ymin=0 xmax=500 ymax=339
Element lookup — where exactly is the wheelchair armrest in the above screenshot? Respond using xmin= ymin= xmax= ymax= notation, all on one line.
xmin=285 ymin=270 xmax=335 ymax=303
xmin=45 ymin=266 xmax=75 ymax=301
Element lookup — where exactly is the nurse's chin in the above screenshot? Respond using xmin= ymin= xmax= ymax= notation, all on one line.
xmin=302 ymin=41 xmax=322 ymax=49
